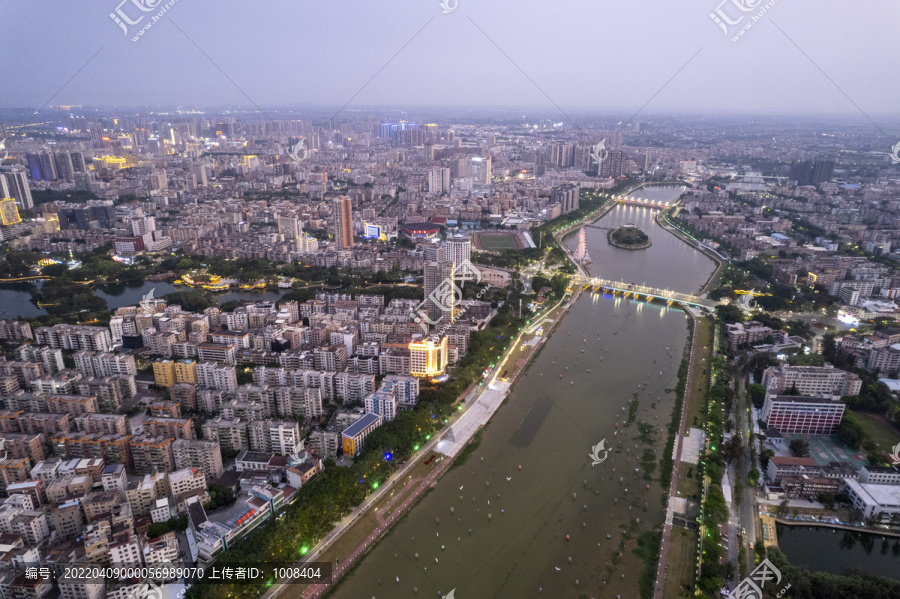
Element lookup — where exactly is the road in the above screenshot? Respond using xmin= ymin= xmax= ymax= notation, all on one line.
xmin=732 ymin=371 xmax=758 ymax=575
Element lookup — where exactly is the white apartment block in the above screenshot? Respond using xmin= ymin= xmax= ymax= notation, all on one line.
xmin=35 ymin=325 xmax=112 ymax=352
xmin=168 ymin=467 xmax=207 ymax=498
xmin=144 ymin=531 xmax=179 ymax=564
xmin=249 ymin=419 xmax=301 ymax=456
xmin=762 ymin=363 xmax=863 ymax=398
xmin=15 ymin=345 xmax=65 ymax=373
xmin=364 ymin=390 xmax=398 ymax=422
xmin=73 ymin=351 xmax=137 ymax=378
xmin=109 ymin=536 xmax=143 ymax=565
xmin=197 ymin=361 xmax=237 ymax=392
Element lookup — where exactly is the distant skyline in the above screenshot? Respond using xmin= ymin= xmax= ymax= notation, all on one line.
xmin=2 ymin=0 xmax=899 ymax=126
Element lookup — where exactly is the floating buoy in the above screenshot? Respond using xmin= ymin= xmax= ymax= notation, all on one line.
xmin=566 ymin=534 xmax=570 ymax=540
xmin=518 ymin=465 xmax=522 ymax=470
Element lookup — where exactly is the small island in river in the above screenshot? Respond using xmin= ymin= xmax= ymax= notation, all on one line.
xmin=608 ymin=224 xmax=651 ymax=250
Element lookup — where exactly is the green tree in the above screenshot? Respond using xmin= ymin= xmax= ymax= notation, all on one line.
xmin=747 ymin=383 xmax=767 ymax=409
xmin=789 ymin=439 xmax=810 ymax=457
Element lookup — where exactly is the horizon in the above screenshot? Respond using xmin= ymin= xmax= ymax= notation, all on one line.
xmin=2 ymin=0 xmax=899 ymax=128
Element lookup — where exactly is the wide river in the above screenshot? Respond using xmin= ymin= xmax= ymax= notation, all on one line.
xmin=331 ymin=186 xmax=716 ymax=598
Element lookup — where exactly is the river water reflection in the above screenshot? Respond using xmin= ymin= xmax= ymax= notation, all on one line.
xmin=777 ymin=524 xmax=900 ymax=581
xmin=0 ymin=280 xmax=286 ymax=319
xmin=332 ymin=188 xmax=714 ymax=598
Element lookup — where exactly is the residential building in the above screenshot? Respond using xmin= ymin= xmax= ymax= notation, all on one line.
xmin=173 ymin=439 xmax=224 ymax=479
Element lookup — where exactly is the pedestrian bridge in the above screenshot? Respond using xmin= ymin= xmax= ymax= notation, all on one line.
xmin=572 ymin=276 xmax=721 ymax=309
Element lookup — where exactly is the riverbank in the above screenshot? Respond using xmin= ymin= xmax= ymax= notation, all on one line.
xmin=772 ymin=516 xmax=900 ymax=538
xmin=656 ymin=209 xmax=727 ymax=295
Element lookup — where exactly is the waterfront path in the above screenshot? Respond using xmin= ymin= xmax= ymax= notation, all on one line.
xmin=654 ymin=309 xmax=701 ymax=599
xmin=299 ymin=456 xmax=453 ymax=599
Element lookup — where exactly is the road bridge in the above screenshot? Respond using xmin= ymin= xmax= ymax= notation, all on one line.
xmin=572 ymin=275 xmax=721 ymax=309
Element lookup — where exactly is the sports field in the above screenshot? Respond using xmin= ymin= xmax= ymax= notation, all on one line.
xmin=475 ymin=232 xmax=521 ymax=251
xmin=850 ymin=410 xmax=900 ymax=454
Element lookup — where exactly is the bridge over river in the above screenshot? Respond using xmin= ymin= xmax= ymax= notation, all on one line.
xmin=572 ymin=275 xmax=721 ymax=309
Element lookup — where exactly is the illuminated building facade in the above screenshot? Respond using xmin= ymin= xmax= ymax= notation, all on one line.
xmin=409 ymin=337 xmax=449 ymax=377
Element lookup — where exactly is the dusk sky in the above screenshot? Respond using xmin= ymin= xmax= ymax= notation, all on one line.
xmin=2 ymin=0 xmax=898 ymax=119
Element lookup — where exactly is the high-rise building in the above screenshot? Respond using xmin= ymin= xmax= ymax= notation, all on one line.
xmin=58 ymin=204 xmax=114 ymax=230
xmin=190 ymin=164 xmax=208 ymax=187
xmin=423 ymin=261 xmax=455 ymax=324
xmin=278 ymin=215 xmax=302 ymax=239
xmin=811 ymin=160 xmax=834 ymax=185
xmin=0 ymin=198 xmax=22 ymax=225
xmin=550 ymin=144 xmax=576 ymax=168
xmin=70 ymin=152 xmax=86 ymax=173
xmin=444 ymin=235 xmax=471 ymax=271
xmin=428 ymin=167 xmax=451 ymax=194
xmin=0 ymin=167 xmax=33 ymax=210
xmin=54 ymin=152 xmax=75 ymax=182
xmin=409 ymin=337 xmax=449 ymax=377
xmin=790 ymin=160 xmax=834 ymax=186
xmin=598 ymin=151 xmax=627 ymax=178
xmin=149 ymin=171 xmax=168 ymax=191
xmin=551 ymin=184 xmax=580 ymax=214
xmin=468 ymin=156 xmax=492 ymax=185
xmin=332 ymin=196 xmax=353 ymax=250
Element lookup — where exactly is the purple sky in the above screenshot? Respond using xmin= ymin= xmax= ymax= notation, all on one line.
xmin=1 ymin=0 xmax=898 ymax=122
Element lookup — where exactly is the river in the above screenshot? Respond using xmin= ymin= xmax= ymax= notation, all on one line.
xmin=0 ymin=280 xmax=286 ymax=319
xmin=776 ymin=524 xmax=900 ymax=581
xmin=330 ymin=186 xmax=713 ymax=598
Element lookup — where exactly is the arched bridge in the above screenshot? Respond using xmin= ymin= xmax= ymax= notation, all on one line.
xmin=610 ymin=193 xmax=682 ymax=208
xmin=572 ymin=276 xmax=721 ymax=309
